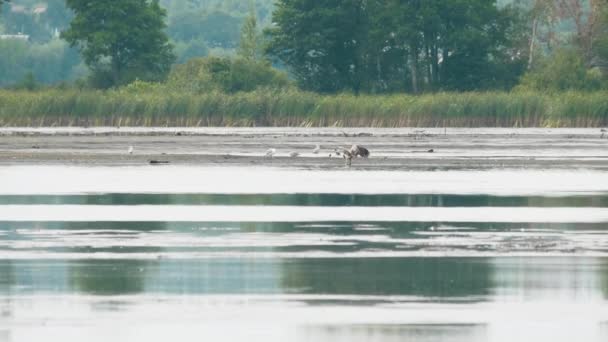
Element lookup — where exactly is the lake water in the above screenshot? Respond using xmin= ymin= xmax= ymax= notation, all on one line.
xmin=1 ymin=129 xmax=608 ymax=341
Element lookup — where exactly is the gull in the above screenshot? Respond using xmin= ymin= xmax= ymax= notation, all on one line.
xmin=128 ymin=146 xmax=134 ymax=154
xmin=312 ymin=144 xmax=321 ymax=154
xmin=289 ymin=151 xmax=300 ymax=158
xmin=265 ymin=148 xmax=276 ymax=158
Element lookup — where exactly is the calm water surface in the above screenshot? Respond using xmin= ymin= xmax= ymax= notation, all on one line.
xmin=1 ymin=165 xmax=608 ymax=342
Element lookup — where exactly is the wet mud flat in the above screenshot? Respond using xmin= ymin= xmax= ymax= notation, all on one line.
xmin=0 ymin=127 xmax=607 ymax=169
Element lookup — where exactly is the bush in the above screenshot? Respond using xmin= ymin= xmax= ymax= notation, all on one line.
xmin=12 ymin=72 xmax=39 ymax=91
xmin=167 ymin=56 xmax=291 ymax=93
xmin=517 ymin=48 xmax=605 ymax=92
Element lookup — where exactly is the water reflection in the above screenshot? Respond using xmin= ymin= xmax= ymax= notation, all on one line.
xmin=297 ymin=324 xmax=488 ymax=342
xmin=1 ymin=193 xmax=607 ymax=207
xmin=4 ymin=257 xmax=608 ymax=303
xmin=2 ymin=220 xmax=608 ymax=258
xmin=281 ymin=258 xmax=493 ymax=299
xmin=2 ymin=189 xmax=608 ymax=342
xmin=69 ymin=260 xmax=158 ymax=295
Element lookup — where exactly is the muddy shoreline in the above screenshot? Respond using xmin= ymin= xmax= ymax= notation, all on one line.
xmin=0 ymin=127 xmax=607 ymax=170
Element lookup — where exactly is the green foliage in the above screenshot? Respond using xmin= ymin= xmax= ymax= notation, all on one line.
xmin=0 ymin=38 xmax=83 ymax=87
xmin=13 ymin=71 xmax=38 ymax=90
xmin=518 ymin=48 xmax=605 ymax=91
xmin=119 ymin=79 xmax=165 ymax=94
xmin=267 ymin=0 xmax=369 ymax=93
xmin=237 ymin=8 xmax=261 ymax=61
xmin=168 ymin=10 xmax=242 ymax=49
xmin=62 ymin=0 xmax=175 ymax=88
xmin=167 ymin=56 xmax=291 ymax=93
xmin=267 ymin=0 xmax=527 ymax=94
xmin=174 ymin=39 xmax=209 ymax=64
xmin=593 ymin=4 xmax=608 ymax=79
xmin=0 ymin=89 xmax=606 ymax=127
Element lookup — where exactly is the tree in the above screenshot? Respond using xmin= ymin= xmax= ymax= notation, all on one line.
xmin=438 ymin=1 xmax=526 ymax=90
xmin=267 ymin=0 xmax=369 ymax=93
xmin=238 ymin=7 xmax=261 ymax=61
xmin=62 ymin=0 xmax=175 ymax=88
xmin=592 ymin=1 xmax=608 ymax=79
xmin=518 ymin=47 xmax=604 ymax=91
xmin=267 ymin=0 xmax=525 ymax=93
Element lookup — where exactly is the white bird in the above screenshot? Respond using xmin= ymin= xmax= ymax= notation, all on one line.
xmin=128 ymin=146 xmax=134 ymax=154
xmin=312 ymin=144 xmax=321 ymax=154
xmin=289 ymin=151 xmax=300 ymax=158
xmin=265 ymin=148 xmax=276 ymax=158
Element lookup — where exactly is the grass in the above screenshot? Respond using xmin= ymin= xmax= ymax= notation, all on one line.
xmin=0 ymin=88 xmax=606 ymax=127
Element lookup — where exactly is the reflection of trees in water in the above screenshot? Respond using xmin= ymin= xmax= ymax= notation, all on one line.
xmin=69 ymin=259 xmax=159 ymax=295
xmin=0 ymin=261 xmax=15 ymax=322
xmin=300 ymin=324 xmax=488 ymax=342
xmin=0 ymin=261 xmax=15 ymax=294
xmin=598 ymin=259 xmax=608 ymax=300
xmin=7 ymin=193 xmax=606 ymax=207
xmin=63 ymin=215 xmax=167 ymax=295
xmin=281 ymin=258 xmax=494 ymax=298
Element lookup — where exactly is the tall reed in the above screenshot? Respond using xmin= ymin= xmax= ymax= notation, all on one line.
xmin=0 ymin=89 xmax=606 ymax=127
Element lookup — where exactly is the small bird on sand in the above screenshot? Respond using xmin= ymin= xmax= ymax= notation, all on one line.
xmin=313 ymin=144 xmax=321 ymax=154
xmin=601 ymin=128 xmax=607 ymax=138
xmin=265 ymin=148 xmax=276 ymax=158
xmin=128 ymin=146 xmax=134 ymax=154
xmin=289 ymin=151 xmax=300 ymax=158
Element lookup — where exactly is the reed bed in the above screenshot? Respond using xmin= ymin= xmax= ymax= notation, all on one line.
xmin=0 ymin=89 xmax=606 ymax=127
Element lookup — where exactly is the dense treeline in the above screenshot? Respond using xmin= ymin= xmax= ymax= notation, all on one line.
xmin=1 ymin=0 xmax=606 ymax=93
xmin=0 ymin=0 xmax=276 ymax=86
xmin=266 ymin=0 xmax=608 ymax=93
xmin=267 ymin=0 xmax=525 ymax=93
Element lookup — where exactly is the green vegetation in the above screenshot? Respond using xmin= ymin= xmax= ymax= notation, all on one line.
xmin=266 ymin=0 xmax=527 ymax=93
xmin=167 ymin=56 xmax=290 ymax=93
xmin=0 ymin=38 xmax=83 ymax=87
xmin=237 ymin=8 xmax=262 ymax=61
xmin=0 ymin=89 xmax=606 ymax=127
xmin=518 ymin=48 xmax=606 ymax=91
xmin=1 ymin=0 xmax=608 ymax=128
xmin=62 ymin=0 xmax=175 ymax=88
